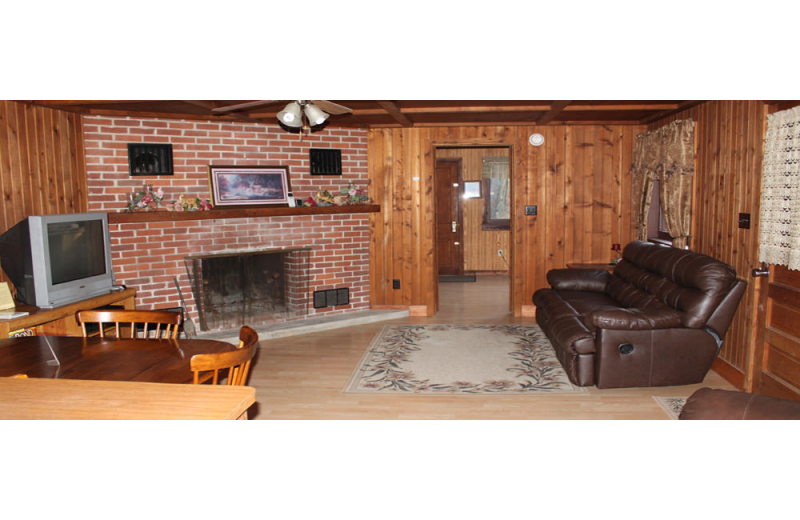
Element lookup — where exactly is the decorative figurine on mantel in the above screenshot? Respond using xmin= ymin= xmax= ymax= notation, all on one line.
xmin=165 ymin=195 xmax=213 ymax=212
xmin=303 ymin=183 xmax=370 ymax=207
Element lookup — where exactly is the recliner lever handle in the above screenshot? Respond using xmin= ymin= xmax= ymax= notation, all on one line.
xmin=618 ymin=343 xmax=634 ymax=355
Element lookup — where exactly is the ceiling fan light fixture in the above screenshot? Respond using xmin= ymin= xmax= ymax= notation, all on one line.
xmin=278 ymin=102 xmax=303 ymax=127
xmin=304 ymin=103 xmax=329 ymax=126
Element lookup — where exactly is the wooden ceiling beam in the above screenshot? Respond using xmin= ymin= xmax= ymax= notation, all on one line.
xmin=563 ymin=103 xmax=681 ymax=111
xmin=638 ymin=101 xmax=705 ymax=125
xmin=537 ymin=101 xmax=572 ymax=124
xmin=376 ymin=101 xmax=413 ymax=127
xmin=30 ymin=100 xmax=157 ymax=106
xmin=180 ymin=101 xmax=264 ymax=123
xmin=398 ymin=104 xmax=551 ymax=114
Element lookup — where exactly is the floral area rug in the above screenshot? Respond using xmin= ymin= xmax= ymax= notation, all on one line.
xmin=653 ymin=396 xmax=688 ymax=420
xmin=344 ymin=324 xmax=586 ymax=394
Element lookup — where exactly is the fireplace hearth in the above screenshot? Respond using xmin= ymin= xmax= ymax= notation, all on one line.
xmin=185 ymin=248 xmax=310 ymax=331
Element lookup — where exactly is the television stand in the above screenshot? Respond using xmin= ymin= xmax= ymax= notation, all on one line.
xmin=0 ymin=288 xmax=136 ymax=337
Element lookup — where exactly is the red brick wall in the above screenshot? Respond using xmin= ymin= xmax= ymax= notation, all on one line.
xmin=83 ymin=115 xmax=371 ymax=330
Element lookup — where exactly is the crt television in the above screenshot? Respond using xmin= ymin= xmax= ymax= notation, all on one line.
xmin=0 ymin=212 xmax=117 ymax=308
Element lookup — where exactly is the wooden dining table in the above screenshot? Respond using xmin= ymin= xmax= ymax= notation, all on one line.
xmin=0 ymin=377 xmax=255 ymax=420
xmin=0 ymin=335 xmax=238 ymax=384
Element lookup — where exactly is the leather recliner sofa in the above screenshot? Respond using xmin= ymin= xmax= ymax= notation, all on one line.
xmin=532 ymin=241 xmax=747 ymax=389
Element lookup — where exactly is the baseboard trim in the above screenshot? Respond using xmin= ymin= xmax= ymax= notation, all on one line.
xmin=372 ymin=305 xmax=429 ymax=317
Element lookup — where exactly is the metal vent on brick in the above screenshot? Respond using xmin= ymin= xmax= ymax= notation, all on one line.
xmin=309 ymin=148 xmax=342 ymax=175
xmin=313 ymin=287 xmax=350 ymax=309
xmin=128 ymin=143 xmax=174 ymax=176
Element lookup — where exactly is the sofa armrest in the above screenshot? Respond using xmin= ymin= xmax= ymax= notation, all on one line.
xmin=547 ymin=268 xmax=610 ymax=292
xmin=584 ymin=306 xmax=682 ymax=330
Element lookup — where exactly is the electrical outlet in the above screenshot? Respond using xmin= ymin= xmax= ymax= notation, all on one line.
xmin=524 ymin=205 xmax=538 ymax=216
xmin=497 ymin=249 xmax=503 ymax=257
xmin=392 ymin=279 xmax=401 ymax=289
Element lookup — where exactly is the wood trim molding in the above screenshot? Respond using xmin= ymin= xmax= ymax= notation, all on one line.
xmin=712 ymin=356 xmax=746 ymax=390
xmin=108 ymin=204 xmax=381 ymax=224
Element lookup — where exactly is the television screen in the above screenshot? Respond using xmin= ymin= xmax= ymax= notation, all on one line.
xmin=47 ymin=220 xmax=108 ymax=285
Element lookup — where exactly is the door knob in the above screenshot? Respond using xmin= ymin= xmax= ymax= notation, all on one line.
xmin=752 ymin=267 xmax=769 ymax=277
xmin=451 ymin=221 xmax=457 ymax=233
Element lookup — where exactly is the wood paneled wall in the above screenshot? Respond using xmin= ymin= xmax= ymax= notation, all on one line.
xmin=650 ymin=100 xmax=767 ymax=389
xmin=0 ymin=101 xmax=88 ymax=288
xmin=368 ymin=125 xmax=641 ymax=316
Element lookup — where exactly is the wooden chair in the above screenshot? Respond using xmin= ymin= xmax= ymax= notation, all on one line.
xmin=76 ymin=309 xmax=182 ymax=339
xmin=191 ymin=326 xmax=258 ymax=386
xmin=237 ymin=325 xmax=259 ymax=349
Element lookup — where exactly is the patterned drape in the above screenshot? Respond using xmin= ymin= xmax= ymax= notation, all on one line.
xmin=630 ymin=119 xmax=696 ymax=248
xmin=759 ymin=106 xmax=800 ymax=270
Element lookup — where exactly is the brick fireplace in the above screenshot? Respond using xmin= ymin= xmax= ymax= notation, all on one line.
xmin=84 ymin=115 xmax=372 ymax=332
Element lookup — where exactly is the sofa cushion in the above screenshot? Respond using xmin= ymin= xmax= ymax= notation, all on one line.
xmin=584 ymin=304 xmax=682 ymax=330
xmin=546 ymin=268 xmax=610 ymax=292
xmin=532 ymin=289 xmax=596 ymax=355
xmin=556 ymin=290 xmax=620 ymax=316
xmin=614 ymin=242 xmax=739 ymax=329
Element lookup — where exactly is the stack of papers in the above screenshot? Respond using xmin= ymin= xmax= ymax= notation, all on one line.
xmin=0 ymin=282 xmax=27 ymax=319
xmin=0 ymin=310 xmax=29 ymax=320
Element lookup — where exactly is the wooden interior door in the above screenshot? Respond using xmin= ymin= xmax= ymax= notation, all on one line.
xmin=435 ymin=160 xmax=463 ymax=275
xmin=751 ymin=265 xmax=800 ymax=401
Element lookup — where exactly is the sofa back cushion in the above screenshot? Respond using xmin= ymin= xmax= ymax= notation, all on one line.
xmin=607 ymin=241 xmax=738 ymax=329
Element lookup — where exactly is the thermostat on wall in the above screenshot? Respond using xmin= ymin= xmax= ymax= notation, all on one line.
xmin=529 ymin=133 xmax=545 ymax=146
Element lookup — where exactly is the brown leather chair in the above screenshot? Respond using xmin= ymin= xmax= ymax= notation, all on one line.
xmin=679 ymin=387 xmax=800 ymax=420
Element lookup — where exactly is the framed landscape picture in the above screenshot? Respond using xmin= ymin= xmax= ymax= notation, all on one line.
xmin=208 ymin=165 xmax=292 ymax=207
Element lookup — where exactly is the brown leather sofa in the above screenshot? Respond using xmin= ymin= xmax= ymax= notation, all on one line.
xmin=680 ymin=387 xmax=800 ymax=419
xmin=532 ymin=241 xmax=747 ymax=388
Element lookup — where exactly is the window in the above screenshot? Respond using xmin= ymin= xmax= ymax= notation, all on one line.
xmin=481 ymin=156 xmax=510 ymax=230
xmin=647 ymin=179 xmax=673 ymax=246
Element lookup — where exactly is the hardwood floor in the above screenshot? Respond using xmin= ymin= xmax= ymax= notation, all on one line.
xmin=246 ymin=275 xmax=736 ymax=419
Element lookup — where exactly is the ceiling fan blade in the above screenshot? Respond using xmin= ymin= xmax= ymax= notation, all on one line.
xmin=310 ymin=100 xmax=353 ymax=115
xmin=212 ymin=100 xmax=282 ymax=114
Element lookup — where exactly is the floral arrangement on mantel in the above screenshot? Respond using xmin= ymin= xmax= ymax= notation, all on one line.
xmin=303 ymin=183 xmax=370 ymax=207
xmin=126 ymin=185 xmax=164 ymax=212
xmin=125 ymin=185 xmax=212 ymax=212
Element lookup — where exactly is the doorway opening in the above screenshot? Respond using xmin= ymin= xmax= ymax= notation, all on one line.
xmin=434 ymin=145 xmax=512 ymax=314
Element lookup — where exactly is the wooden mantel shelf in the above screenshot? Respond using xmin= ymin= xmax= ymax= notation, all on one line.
xmin=108 ymin=204 xmax=381 ymax=224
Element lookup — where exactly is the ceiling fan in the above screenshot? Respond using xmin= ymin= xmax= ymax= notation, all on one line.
xmin=211 ymin=100 xmax=352 ymax=137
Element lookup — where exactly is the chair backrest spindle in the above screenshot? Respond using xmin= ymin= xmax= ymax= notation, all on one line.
xmin=76 ymin=310 xmax=182 ymax=339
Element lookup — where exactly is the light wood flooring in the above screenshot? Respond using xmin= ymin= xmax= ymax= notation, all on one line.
xmin=246 ymin=275 xmax=736 ymax=419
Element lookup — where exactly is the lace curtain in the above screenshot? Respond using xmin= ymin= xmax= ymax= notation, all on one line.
xmin=630 ymin=119 xmax=696 ymax=249
xmin=759 ymin=106 xmax=800 ymax=270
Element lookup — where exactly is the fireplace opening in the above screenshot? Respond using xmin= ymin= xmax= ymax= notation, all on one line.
xmin=184 ymin=248 xmax=310 ymax=331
